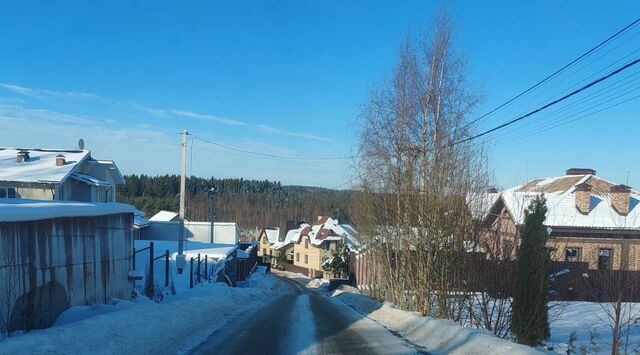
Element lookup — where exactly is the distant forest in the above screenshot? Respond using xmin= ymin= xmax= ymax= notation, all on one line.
xmin=117 ymin=174 xmax=354 ymax=229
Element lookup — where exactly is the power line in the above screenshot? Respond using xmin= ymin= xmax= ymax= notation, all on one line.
xmin=450 ymin=57 xmax=640 ymax=147
xmin=192 ymin=135 xmax=358 ymax=161
xmin=464 ymin=16 xmax=640 ymax=128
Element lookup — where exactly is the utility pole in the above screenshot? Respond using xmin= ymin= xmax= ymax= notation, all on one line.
xmin=176 ymin=130 xmax=188 ymax=274
xmin=208 ymin=187 xmax=217 ymax=244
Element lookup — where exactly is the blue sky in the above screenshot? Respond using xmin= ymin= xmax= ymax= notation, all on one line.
xmin=0 ymin=1 xmax=639 ymax=189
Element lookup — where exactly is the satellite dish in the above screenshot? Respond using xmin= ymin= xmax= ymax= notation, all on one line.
xmin=78 ymin=139 xmax=85 ymax=150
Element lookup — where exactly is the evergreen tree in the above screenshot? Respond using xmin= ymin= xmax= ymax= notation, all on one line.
xmin=511 ymin=194 xmax=551 ymax=346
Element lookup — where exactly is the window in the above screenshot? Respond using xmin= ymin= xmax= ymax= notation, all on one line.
xmin=0 ymin=187 xmax=16 ymax=199
xmin=598 ymin=249 xmax=612 ymax=270
xmin=565 ymin=248 xmax=580 ymax=262
xmin=304 ymin=254 xmax=308 ymax=264
xmin=262 ymin=248 xmax=267 ymax=255
xmin=305 ymin=239 xmax=309 ymax=249
xmin=296 ymin=253 xmax=300 ymax=262
xmin=269 ymin=249 xmax=272 ymax=256
xmin=322 ymin=243 xmax=329 ymax=251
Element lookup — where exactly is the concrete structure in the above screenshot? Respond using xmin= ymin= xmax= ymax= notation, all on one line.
xmin=481 ymin=168 xmax=640 ymax=270
xmin=0 ymin=199 xmax=134 ymax=333
xmin=140 ymin=220 xmax=240 ymax=245
xmin=0 ymin=147 xmax=125 ymax=202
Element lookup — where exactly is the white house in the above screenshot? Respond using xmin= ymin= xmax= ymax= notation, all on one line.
xmin=0 ymin=147 xmax=125 ymax=202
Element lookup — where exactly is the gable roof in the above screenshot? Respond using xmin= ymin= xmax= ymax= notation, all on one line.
xmin=0 ymin=148 xmax=90 ymax=184
xmin=294 ymin=217 xmax=363 ymax=250
xmin=496 ymin=173 xmax=640 ymax=230
xmin=262 ymin=228 xmax=280 ymax=244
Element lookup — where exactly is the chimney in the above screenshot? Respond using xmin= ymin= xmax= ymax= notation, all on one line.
xmin=610 ymin=184 xmax=631 ymax=215
xmin=16 ymin=150 xmax=30 ymax=163
xmin=574 ymin=182 xmax=592 ymax=214
xmin=56 ymin=154 xmax=66 ymax=166
xmin=566 ymin=168 xmax=596 ymax=176
xmin=487 ymin=187 xmax=498 ymax=193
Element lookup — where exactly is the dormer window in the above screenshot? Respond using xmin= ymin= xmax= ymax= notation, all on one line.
xmin=0 ymin=187 xmax=16 ymax=198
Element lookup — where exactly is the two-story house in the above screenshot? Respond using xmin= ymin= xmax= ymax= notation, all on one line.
xmin=0 ymin=147 xmax=125 ymax=202
xmin=482 ymin=168 xmax=640 ymax=270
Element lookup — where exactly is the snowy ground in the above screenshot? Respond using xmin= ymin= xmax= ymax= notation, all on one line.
xmin=329 ymin=288 xmax=541 ymax=355
xmin=0 ymin=266 xmax=283 ymax=354
xmin=546 ymin=301 xmax=640 ymax=354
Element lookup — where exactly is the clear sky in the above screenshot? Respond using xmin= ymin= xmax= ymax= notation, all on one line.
xmin=1 ymin=1 xmax=639 ymax=189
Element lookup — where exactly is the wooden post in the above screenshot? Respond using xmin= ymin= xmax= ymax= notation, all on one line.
xmin=204 ymin=255 xmax=208 ymax=281
xmin=165 ymin=250 xmax=170 ymax=287
xmin=133 ymin=247 xmax=136 ymax=270
xmin=190 ymin=257 xmax=194 ymax=289
xmin=146 ymin=242 xmax=155 ymax=298
xmin=197 ymin=253 xmax=201 ymax=284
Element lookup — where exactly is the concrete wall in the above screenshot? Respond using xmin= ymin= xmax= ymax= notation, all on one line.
xmin=0 ymin=213 xmax=133 ymax=333
xmin=140 ymin=221 xmax=239 ymax=245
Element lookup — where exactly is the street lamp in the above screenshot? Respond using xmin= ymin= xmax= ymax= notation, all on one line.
xmin=208 ymin=187 xmax=217 ymax=244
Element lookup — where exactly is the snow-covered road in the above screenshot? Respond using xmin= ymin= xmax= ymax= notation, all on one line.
xmin=188 ymin=276 xmax=425 ymax=355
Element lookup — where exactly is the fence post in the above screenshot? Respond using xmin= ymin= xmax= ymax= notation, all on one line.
xmin=165 ymin=250 xmax=170 ymax=288
xmin=190 ymin=257 xmax=194 ymax=289
xmin=145 ymin=242 xmax=155 ymax=298
xmin=204 ymin=255 xmax=208 ymax=281
xmin=197 ymin=253 xmax=201 ymax=284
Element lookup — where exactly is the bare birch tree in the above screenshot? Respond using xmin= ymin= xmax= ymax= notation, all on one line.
xmin=353 ymin=13 xmax=490 ymax=321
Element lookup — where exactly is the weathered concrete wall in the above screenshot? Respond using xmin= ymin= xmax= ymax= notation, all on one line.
xmin=0 ymin=213 xmax=133 ymax=333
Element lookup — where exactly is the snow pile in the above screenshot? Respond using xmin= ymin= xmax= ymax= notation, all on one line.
xmin=0 ymin=272 xmax=284 ymax=354
xmin=307 ymin=278 xmax=329 ymax=290
xmin=331 ymin=289 xmax=542 ymax=355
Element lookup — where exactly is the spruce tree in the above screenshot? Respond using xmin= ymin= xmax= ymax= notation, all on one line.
xmin=511 ymin=194 xmax=551 ymax=346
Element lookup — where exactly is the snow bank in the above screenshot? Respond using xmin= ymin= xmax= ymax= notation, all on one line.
xmin=0 ymin=272 xmax=284 ymax=354
xmin=0 ymin=198 xmax=134 ymax=222
xmin=331 ymin=289 xmax=542 ymax=355
xmin=307 ymin=278 xmax=329 ymax=291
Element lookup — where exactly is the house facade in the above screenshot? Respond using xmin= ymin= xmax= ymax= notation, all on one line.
xmin=0 ymin=147 xmax=125 ymax=203
xmin=482 ymin=168 xmax=640 ymax=271
xmin=290 ymin=216 xmax=362 ymax=278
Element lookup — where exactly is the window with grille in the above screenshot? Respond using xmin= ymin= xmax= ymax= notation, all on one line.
xmin=565 ymin=248 xmax=580 ymax=262
xmin=598 ymin=249 xmax=612 ymax=270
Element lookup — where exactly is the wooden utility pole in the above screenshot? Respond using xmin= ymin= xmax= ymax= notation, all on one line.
xmin=177 ymin=130 xmax=188 ymax=274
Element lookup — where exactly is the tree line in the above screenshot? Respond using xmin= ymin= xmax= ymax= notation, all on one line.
xmin=117 ymin=174 xmax=354 ymax=229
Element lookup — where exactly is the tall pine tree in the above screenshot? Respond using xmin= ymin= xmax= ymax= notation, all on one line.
xmin=511 ymin=194 xmax=551 ymax=346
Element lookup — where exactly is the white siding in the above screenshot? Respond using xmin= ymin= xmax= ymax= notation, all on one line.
xmin=140 ymin=221 xmax=240 ymax=245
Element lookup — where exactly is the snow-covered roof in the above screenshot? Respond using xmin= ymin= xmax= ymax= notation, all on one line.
xmin=70 ymin=172 xmax=111 ymax=186
xmin=149 ymin=210 xmax=179 ymax=221
xmin=0 ymin=198 xmax=135 ymax=222
xmin=0 ymin=148 xmax=90 ymax=183
xmin=263 ymin=228 xmax=280 ymax=244
xmin=496 ymin=173 xmax=640 ymax=230
xmin=290 ymin=217 xmax=363 ymax=250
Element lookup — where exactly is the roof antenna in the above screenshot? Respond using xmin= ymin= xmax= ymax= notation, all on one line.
xmin=627 ymin=170 xmax=631 ymax=185
xmin=78 ymin=139 xmax=85 ymax=150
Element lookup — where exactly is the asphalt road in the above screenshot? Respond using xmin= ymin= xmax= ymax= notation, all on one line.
xmin=188 ymin=276 xmax=425 ymax=355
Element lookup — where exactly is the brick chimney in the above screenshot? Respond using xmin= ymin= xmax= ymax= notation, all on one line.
xmin=487 ymin=187 xmax=498 ymax=193
xmin=610 ymin=184 xmax=632 ymax=215
xmin=16 ymin=150 xmax=30 ymax=163
xmin=574 ymin=182 xmax=592 ymax=214
xmin=56 ymin=154 xmax=66 ymax=166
